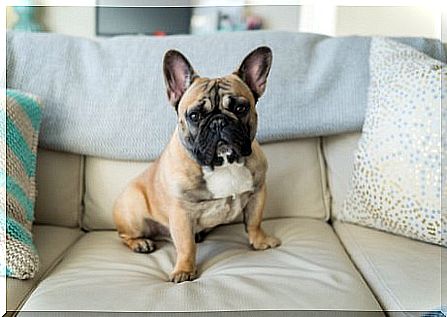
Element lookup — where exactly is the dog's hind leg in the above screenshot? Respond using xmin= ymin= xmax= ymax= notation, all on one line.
xmin=113 ymin=182 xmax=166 ymax=253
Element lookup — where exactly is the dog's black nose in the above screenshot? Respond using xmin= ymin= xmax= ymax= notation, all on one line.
xmin=209 ymin=116 xmax=228 ymax=132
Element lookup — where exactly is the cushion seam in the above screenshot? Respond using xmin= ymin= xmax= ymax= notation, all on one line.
xmin=337 ymin=222 xmax=406 ymax=311
xmin=319 ymin=137 xmax=332 ymax=222
xmin=77 ymin=155 xmax=85 ymax=229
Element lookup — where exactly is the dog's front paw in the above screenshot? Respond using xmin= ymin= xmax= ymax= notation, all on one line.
xmin=169 ymin=269 xmax=197 ymax=283
xmin=250 ymin=234 xmax=281 ymax=250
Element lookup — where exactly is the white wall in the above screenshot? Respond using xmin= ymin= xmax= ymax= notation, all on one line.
xmin=299 ymin=4 xmax=336 ymax=35
xmin=442 ymin=11 xmax=446 ymax=42
xmin=335 ymin=6 xmax=440 ymax=38
xmin=37 ymin=6 xmax=96 ymax=38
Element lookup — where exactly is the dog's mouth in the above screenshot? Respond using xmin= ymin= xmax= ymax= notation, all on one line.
xmin=197 ymin=140 xmax=248 ymax=168
xmin=212 ymin=141 xmax=240 ymax=166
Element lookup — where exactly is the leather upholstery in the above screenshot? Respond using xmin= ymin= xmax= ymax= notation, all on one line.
xmin=20 ymin=219 xmax=381 ymax=312
xmin=34 ymin=149 xmax=84 ymax=228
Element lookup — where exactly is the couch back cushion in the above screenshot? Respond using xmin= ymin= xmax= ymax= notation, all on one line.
xmin=34 ymin=148 xmax=84 ymax=228
xmin=322 ymin=133 xmax=361 ymax=220
xmin=82 ymin=138 xmax=330 ymax=230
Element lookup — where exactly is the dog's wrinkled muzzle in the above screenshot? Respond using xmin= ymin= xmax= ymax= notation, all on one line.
xmin=193 ymin=114 xmax=252 ymax=167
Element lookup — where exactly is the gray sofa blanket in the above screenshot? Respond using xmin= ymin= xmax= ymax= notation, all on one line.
xmin=6 ymin=31 xmax=446 ymax=161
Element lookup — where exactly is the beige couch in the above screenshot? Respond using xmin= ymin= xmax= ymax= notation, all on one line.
xmin=7 ymin=133 xmax=443 ymax=316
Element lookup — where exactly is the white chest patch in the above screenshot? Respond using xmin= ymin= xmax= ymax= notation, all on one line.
xmin=202 ymin=162 xmax=254 ymax=199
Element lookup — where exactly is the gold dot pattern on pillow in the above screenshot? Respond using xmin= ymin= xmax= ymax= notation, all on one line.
xmin=340 ymin=37 xmax=445 ymax=246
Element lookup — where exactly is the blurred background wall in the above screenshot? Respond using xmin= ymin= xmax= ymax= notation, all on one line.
xmin=6 ymin=2 xmax=444 ymax=40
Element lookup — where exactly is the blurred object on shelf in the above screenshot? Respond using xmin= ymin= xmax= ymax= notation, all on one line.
xmin=153 ymin=30 xmax=167 ymax=36
xmin=217 ymin=6 xmax=246 ymax=32
xmin=12 ymin=0 xmax=43 ymax=32
xmin=191 ymin=5 xmax=263 ymax=34
xmin=246 ymin=15 xmax=262 ymax=30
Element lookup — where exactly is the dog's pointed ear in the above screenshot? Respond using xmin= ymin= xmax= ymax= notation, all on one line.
xmin=163 ymin=50 xmax=198 ymax=109
xmin=235 ymin=46 xmax=272 ymax=102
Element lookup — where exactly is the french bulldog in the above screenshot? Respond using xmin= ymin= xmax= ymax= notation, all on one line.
xmin=113 ymin=46 xmax=280 ymax=283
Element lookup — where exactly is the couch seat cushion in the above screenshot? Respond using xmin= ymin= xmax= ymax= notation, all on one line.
xmin=7 ymin=225 xmax=83 ymax=312
xmin=20 ymin=219 xmax=381 ymax=312
xmin=333 ymin=221 xmax=442 ymax=312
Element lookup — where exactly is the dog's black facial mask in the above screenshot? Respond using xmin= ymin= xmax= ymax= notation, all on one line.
xmin=163 ymin=47 xmax=272 ymax=167
xmin=188 ymin=104 xmax=253 ymax=167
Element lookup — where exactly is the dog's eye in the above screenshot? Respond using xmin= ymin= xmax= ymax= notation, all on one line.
xmin=188 ymin=111 xmax=200 ymax=122
xmin=234 ymin=104 xmax=248 ymax=114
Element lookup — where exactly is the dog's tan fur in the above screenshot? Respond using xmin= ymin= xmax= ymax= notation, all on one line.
xmin=113 ymin=48 xmax=280 ymax=283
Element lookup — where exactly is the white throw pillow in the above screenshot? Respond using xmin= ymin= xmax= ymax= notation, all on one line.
xmin=340 ymin=37 xmax=445 ymax=246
